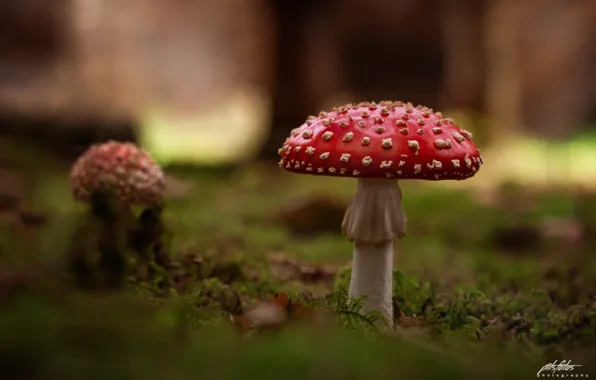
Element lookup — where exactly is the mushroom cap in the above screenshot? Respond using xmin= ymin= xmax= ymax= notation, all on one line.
xmin=278 ymin=101 xmax=482 ymax=180
xmin=70 ymin=141 xmax=166 ymax=205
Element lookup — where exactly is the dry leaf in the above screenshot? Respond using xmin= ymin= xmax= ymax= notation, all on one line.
xmin=268 ymin=253 xmax=338 ymax=284
xmin=234 ymin=292 xmax=311 ymax=333
xmin=395 ymin=315 xmax=422 ymax=328
xmin=274 ymin=194 xmax=346 ymax=237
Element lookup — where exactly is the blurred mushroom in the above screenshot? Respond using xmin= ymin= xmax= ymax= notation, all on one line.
xmin=278 ymin=101 xmax=482 ymax=325
xmin=70 ymin=140 xmax=166 ymax=207
xmin=69 ymin=141 xmax=167 ymax=287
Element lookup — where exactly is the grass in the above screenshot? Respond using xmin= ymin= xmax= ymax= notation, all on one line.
xmin=0 ymin=136 xmax=595 ymax=379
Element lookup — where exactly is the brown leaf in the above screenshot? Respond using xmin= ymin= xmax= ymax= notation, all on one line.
xmin=274 ymin=194 xmax=346 ymax=237
xmin=234 ymin=301 xmax=288 ymax=333
xmin=267 ymin=292 xmax=290 ymax=308
xmin=233 ymin=292 xmax=311 ymax=333
xmin=268 ymin=253 xmax=338 ymax=284
xmin=395 ymin=315 xmax=423 ymax=328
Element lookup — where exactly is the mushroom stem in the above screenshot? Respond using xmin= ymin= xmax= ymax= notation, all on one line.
xmin=349 ymin=241 xmax=394 ymax=323
xmin=341 ymin=179 xmax=407 ymax=326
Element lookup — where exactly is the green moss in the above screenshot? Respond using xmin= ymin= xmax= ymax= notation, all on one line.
xmin=2 ymin=138 xmax=596 ymax=379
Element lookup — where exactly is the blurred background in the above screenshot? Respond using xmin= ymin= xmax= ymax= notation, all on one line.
xmin=1 ymin=0 xmax=595 ymax=178
xmin=1 ymin=1 xmax=596 ymax=378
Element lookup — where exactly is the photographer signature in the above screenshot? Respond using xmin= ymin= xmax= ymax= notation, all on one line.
xmin=537 ymin=360 xmax=587 ymax=377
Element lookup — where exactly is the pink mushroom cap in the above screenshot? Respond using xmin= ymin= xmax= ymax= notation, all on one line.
xmin=70 ymin=141 xmax=166 ymax=205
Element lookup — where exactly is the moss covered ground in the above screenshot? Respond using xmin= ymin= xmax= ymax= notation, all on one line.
xmin=0 ymin=137 xmax=595 ymax=379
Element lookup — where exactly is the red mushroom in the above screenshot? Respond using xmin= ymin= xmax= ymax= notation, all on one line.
xmin=278 ymin=101 xmax=482 ymax=326
xmin=70 ymin=141 xmax=166 ymax=206
xmin=69 ymin=141 xmax=166 ymax=288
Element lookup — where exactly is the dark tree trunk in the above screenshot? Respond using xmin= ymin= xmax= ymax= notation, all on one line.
xmin=440 ymin=0 xmax=486 ymax=112
xmin=0 ymin=0 xmax=70 ymax=60
xmin=257 ymin=0 xmax=329 ymax=160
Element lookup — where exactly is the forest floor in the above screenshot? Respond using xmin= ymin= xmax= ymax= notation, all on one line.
xmin=0 ymin=136 xmax=595 ymax=379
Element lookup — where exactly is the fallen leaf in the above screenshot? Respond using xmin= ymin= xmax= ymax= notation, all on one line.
xmin=273 ymin=194 xmax=346 ymax=237
xmin=268 ymin=253 xmax=338 ymax=284
xmin=267 ymin=292 xmax=290 ymax=308
xmin=233 ymin=292 xmax=311 ymax=333
xmin=234 ymin=301 xmax=287 ymax=333
xmin=395 ymin=315 xmax=423 ymax=328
